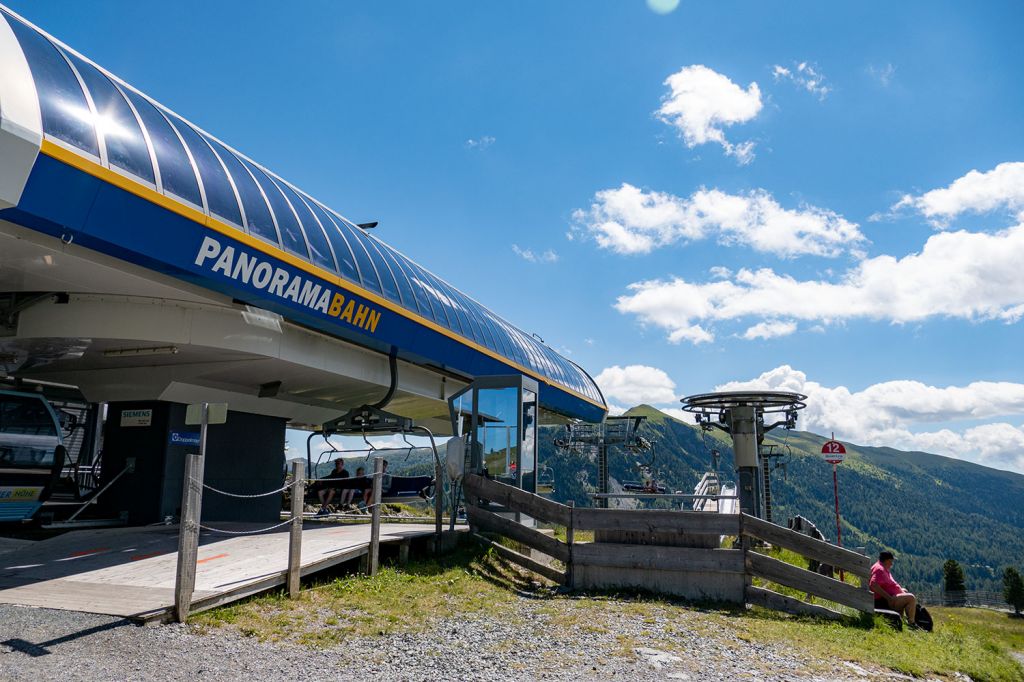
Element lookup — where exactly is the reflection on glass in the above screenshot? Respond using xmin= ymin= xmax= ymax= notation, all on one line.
xmin=521 ymin=388 xmax=537 ymax=491
xmin=209 ymin=140 xmax=279 ymax=244
xmin=64 ymin=52 xmax=154 ymax=183
xmin=243 ymin=160 xmax=309 ymax=258
xmin=474 ymin=387 xmax=519 ymax=483
xmin=307 ymin=200 xmax=360 ymax=282
xmin=278 ymin=184 xmax=336 ymax=272
xmin=4 ymin=13 xmax=99 ymax=156
xmin=123 ymin=89 xmax=202 ymax=206
xmin=168 ymin=116 xmax=243 ymax=226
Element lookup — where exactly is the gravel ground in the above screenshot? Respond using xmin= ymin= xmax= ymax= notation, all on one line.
xmin=0 ymin=600 xmax=934 ymax=682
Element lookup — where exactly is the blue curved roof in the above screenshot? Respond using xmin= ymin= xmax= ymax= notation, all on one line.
xmin=0 ymin=8 xmax=606 ymax=418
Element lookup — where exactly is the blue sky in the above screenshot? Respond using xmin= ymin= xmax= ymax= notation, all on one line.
xmin=11 ymin=0 xmax=1024 ymax=472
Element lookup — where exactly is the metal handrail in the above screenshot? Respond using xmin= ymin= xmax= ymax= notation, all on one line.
xmin=66 ymin=464 xmax=129 ymax=521
xmin=591 ymin=492 xmax=739 ymax=500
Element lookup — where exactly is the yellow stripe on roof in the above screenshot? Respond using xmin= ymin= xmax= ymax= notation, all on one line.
xmin=39 ymin=139 xmax=606 ymax=412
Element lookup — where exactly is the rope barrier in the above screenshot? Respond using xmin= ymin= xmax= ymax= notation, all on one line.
xmin=202 ymin=480 xmax=301 ymax=498
xmin=198 ymin=517 xmax=298 ymax=535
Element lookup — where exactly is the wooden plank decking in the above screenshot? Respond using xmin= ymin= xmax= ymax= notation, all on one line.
xmin=0 ymin=522 xmax=440 ymax=622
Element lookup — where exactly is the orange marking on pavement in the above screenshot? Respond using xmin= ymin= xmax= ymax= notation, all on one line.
xmin=197 ymin=553 xmax=228 ymax=564
xmin=130 ymin=551 xmax=167 ymax=561
xmin=69 ymin=547 xmax=109 ymax=558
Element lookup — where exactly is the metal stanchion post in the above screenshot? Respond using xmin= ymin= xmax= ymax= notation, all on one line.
xmin=287 ymin=459 xmax=304 ymax=598
xmin=434 ymin=454 xmax=443 ymax=547
xmin=174 ymin=402 xmax=209 ymax=622
xmin=368 ymin=455 xmax=383 ymax=576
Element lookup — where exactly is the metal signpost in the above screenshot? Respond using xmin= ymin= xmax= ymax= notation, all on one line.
xmin=174 ymin=402 xmax=228 ymax=622
xmin=821 ymin=435 xmax=846 ymax=581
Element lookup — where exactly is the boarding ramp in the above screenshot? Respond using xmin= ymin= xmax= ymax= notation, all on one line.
xmin=0 ymin=522 xmax=442 ymax=622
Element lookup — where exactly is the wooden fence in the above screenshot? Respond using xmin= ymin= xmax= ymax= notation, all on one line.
xmin=463 ymin=474 xmax=872 ymax=620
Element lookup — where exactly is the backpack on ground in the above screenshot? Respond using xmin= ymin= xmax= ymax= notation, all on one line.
xmin=914 ymin=604 xmax=934 ymax=632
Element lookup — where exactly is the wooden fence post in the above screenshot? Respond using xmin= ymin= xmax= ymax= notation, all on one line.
xmin=367 ymin=455 xmax=383 ymax=576
xmin=287 ymin=459 xmax=304 ymax=598
xmin=566 ymin=500 xmax=575 ymax=589
xmin=174 ymin=403 xmax=210 ymax=623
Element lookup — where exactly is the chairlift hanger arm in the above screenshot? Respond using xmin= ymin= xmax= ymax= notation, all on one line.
xmin=700 ymin=421 xmax=732 ymax=436
xmin=763 ymin=418 xmax=797 ymax=433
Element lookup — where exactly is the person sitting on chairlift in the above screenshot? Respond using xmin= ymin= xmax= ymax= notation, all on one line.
xmin=317 ymin=458 xmax=349 ymax=515
xmin=869 ymin=551 xmax=918 ymax=627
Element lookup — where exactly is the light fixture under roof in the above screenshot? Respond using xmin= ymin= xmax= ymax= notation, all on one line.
xmin=103 ymin=345 xmax=179 ymax=358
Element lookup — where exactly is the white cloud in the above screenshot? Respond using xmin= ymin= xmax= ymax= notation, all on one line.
xmin=867 ymin=63 xmax=896 ymax=87
xmin=657 ymin=65 xmax=762 ymax=164
xmin=595 ymin=364 xmax=679 ymax=406
xmin=616 ymin=222 xmax=1024 ymax=344
xmin=511 ymin=244 xmax=558 ymax=263
xmin=895 ymin=162 xmax=1024 ymax=226
xmin=572 ymin=183 xmax=865 ymax=257
xmin=465 ymin=135 xmax=496 ymax=150
xmin=714 ymin=365 xmax=1024 ymax=473
xmin=772 ymin=61 xmax=830 ymax=99
xmin=646 ymin=0 xmax=680 ymax=14
xmin=742 ymin=319 xmax=797 ymax=340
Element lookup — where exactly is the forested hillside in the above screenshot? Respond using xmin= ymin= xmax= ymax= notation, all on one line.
xmin=539 ymin=405 xmax=1024 ymax=592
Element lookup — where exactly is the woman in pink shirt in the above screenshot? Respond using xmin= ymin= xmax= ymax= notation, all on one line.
xmin=869 ymin=551 xmax=917 ymax=626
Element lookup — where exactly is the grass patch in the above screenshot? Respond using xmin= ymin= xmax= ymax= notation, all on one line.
xmin=723 ymin=605 xmax=1024 ymax=682
xmin=191 ymin=537 xmax=1024 ymax=680
xmin=749 ymin=544 xmax=863 ymax=616
xmin=192 ymin=542 xmax=530 ymax=645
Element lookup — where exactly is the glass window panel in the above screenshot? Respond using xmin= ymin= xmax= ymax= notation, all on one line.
xmin=375 ymin=245 xmax=420 ymax=314
xmin=432 ymin=276 xmax=469 ymax=337
xmin=5 ymin=14 xmax=98 ymax=156
xmin=278 ymin=186 xmax=336 ymax=272
xmin=409 ymin=264 xmax=457 ymax=332
xmin=404 ymin=261 xmax=448 ymax=327
xmin=499 ymin=323 xmax=532 ymax=368
xmin=64 ymin=52 xmax=153 ymax=183
xmin=359 ymin=237 xmax=402 ymax=304
xmin=474 ymin=387 xmax=519 ymax=482
xmin=381 ymin=249 xmax=436 ymax=322
xmin=333 ymin=217 xmax=382 ymax=295
xmin=545 ymin=351 xmax=569 ymax=385
xmin=553 ymin=354 xmax=573 ymax=386
xmin=481 ymin=315 xmax=512 ymax=360
xmin=0 ymin=395 xmax=60 ymax=467
xmin=477 ymin=310 xmax=514 ymax=360
xmin=207 ymin=140 xmax=278 ymax=244
xmin=307 ymin=200 xmax=359 ymax=282
xmin=168 ymin=117 xmax=242 ymax=226
xmin=122 ymin=90 xmax=201 ymax=206
xmin=241 ymin=160 xmax=308 ymax=258
xmin=450 ymin=289 xmax=490 ymax=347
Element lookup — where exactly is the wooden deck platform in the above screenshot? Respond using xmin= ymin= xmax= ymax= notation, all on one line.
xmin=0 ymin=522 xmax=440 ymax=622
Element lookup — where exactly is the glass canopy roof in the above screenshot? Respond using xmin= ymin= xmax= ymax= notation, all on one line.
xmin=1 ymin=8 xmax=604 ymax=407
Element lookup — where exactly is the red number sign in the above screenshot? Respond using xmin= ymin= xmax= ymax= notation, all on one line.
xmin=821 ymin=440 xmax=846 ymax=463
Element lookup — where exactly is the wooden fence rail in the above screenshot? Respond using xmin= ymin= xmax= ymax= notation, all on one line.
xmin=461 ymin=474 xmax=874 ymax=620
xmin=741 ymin=514 xmax=871 ymax=579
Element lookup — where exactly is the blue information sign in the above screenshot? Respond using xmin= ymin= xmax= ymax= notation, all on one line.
xmin=168 ymin=431 xmax=201 ymax=447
